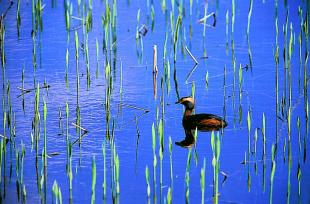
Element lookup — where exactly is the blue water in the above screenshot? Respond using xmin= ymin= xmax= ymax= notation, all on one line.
xmin=0 ymin=0 xmax=309 ymax=203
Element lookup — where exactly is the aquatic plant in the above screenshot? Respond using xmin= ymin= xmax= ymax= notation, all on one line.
xmin=102 ymin=142 xmax=106 ymax=198
xmin=269 ymin=144 xmax=276 ymax=204
xmin=211 ymin=131 xmax=220 ymax=204
xmin=52 ymin=180 xmax=62 ymax=204
xmin=91 ymin=156 xmax=96 ymax=204
xmin=173 ymin=15 xmax=182 ymax=63
xmin=16 ymin=0 xmax=21 ymax=37
xmin=200 ymin=158 xmax=206 ymax=204
xmin=145 ymin=165 xmax=150 ymax=198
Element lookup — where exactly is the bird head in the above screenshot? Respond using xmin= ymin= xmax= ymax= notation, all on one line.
xmin=175 ymin=96 xmax=195 ymax=110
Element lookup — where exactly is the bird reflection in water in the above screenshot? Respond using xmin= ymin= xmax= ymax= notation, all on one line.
xmin=175 ymin=96 xmax=227 ymax=148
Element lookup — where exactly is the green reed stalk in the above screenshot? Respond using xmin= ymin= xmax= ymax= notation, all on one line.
xmin=262 ymin=113 xmax=266 ymax=155
xmin=145 ymin=165 xmax=151 ymax=198
xmin=226 ymin=10 xmax=229 ymax=54
xmin=151 ymin=5 xmax=155 ymax=31
xmin=34 ymin=84 xmax=40 ymax=156
xmin=65 ymin=48 xmax=69 ymax=88
xmin=275 ymin=29 xmax=279 ymax=151
xmin=298 ymin=7 xmax=303 ymax=92
xmin=205 ymin=71 xmax=209 ymax=90
xmin=211 ymin=131 xmax=220 ymax=204
xmin=16 ymin=147 xmax=21 ymax=199
xmin=253 ymin=128 xmax=258 ymax=173
xmin=65 ymin=0 xmax=71 ymax=42
xmin=74 ymin=31 xmax=80 ymax=98
xmin=16 ymin=0 xmax=21 ymax=37
xmin=304 ymin=53 xmax=309 ymax=123
xmin=0 ymin=139 xmax=2 ymax=197
xmin=100 ymin=143 xmax=105 ymax=199
xmin=287 ymin=107 xmax=292 ymax=204
xmin=200 ymin=158 xmax=206 ymax=204
xmin=185 ymin=148 xmax=192 ymax=203
xmin=262 ymin=112 xmax=266 ymax=192
xmin=115 ymin=154 xmax=120 ymax=195
xmin=288 ymin=23 xmax=293 ymax=108
xmin=32 ymin=30 xmax=37 ymax=69
xmin=283 ymin=10 xmax=289 ymax=115
xmin=231 ymin=0 xmax=235 ymax=34
xmin=232 ymin=59 xmax=236 ymax=123
xmin=169 ymin=136 xmax=173 ymax=186
xmin=238 ymin=64 xmax=243 ymax=123
xmin=191 ymin=81 xmax=195 ymax=99
xmin=91 ymin=156 xmax=96 ymax=204
xmin=52 ymin=180 xmax=62 ymax=204
xmin=152 ymin=123 xmax=157 ymax=202
xmin=95 ymin=38 xmax=99 ymax=78
xmin=43 ymin=99 xmax=47 ymax=167
xmin=170 ymin=11 xmax=175 ymax=37
xmin=203 ymin=2 xmax=208 ymax=38
xmin=269 ymin=144 xmax=276 ymax=204
xmin=297 ymin=162 xmax=301 ymax=201
xmin=161 ymin=0 xmax=166 ymax=12
xmin=158 ymin=119 xmax=164 ymax=201
xmin=247 ymin=0 xmax=253 ymax=36
xmin=223 ymin=66 xmax=227 ymax=121
xmin=247 ymin=110 xmax=251 ymax=158
xmin=136 ymin=9 xmax=141 ymax=40
xmin=21 ymin=141 xmax=26 ymax=202
xmin=173 ymin=15 xmax=182 ymax=63
xmin=167 ymin=187 xmax=172 ymax=204
xmin=85 ymin=35 xmax=90 ymax=89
